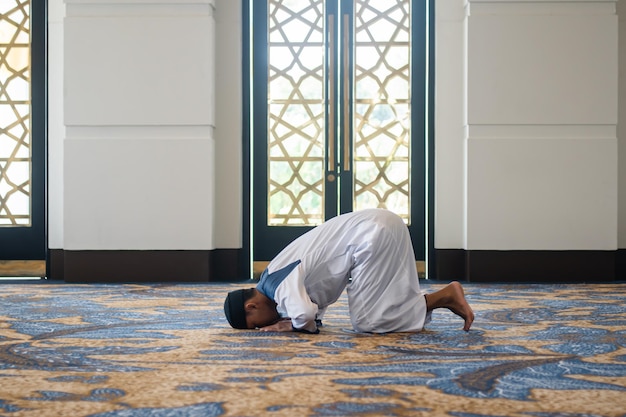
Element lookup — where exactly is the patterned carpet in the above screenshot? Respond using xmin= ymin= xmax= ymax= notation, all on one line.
xmin=0 ymin=281 xmax=624 ymax=417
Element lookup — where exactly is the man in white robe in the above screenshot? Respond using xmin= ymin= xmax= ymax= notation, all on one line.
xmin=224 ymin=209 xmax=473 ymax=334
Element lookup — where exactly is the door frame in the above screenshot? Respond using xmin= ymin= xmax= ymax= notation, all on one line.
xmin=0 ymin=0 xmax=47 ymax=265
xmin=242 ymin=0 xmax=435 ymax=276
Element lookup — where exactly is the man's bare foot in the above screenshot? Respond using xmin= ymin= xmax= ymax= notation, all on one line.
xmin=424 ymin=281 xmax=474 ymax=331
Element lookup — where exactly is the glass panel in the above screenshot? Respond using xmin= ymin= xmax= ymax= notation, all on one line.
xmin=353 ymin=0 xmax=411 ymax=223
xmin=267 ymin=0 xmax=325 ymax=225
xmin=0 ymin=0 xmax=31 ymax=227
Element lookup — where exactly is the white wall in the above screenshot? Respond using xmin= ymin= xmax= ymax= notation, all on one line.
xmin=49 ymin=0 xmax=623 ymax=257
xmin=433 ymin=0 xmax=467 ymax=249
xmin=435 ymin=0 xmax=619 ymax=251
xmin=50 ymin=0 xmax=217 ymax=250
xmin=619 ymin=0 xmax=626 ymax=249
xmin=48 ymin=0 xmax=65 ymax=249
xmin=213 ymin=0 xmax=243 ymax=248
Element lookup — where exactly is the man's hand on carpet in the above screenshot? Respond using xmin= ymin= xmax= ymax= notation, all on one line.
xmin=259 ymin=319 xmax=293 ymax=332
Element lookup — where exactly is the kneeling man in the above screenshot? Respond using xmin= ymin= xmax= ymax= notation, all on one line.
xmin=224 ymin=209 xmax=474 ymax=334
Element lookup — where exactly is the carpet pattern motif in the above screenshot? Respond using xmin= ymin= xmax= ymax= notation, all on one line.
xmin=0 ymin=282 xmax=624 ymax=416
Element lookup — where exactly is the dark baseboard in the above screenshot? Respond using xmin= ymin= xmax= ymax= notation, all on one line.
xmin=47 ymin=249 xmax=65 ymax=280
xmin=434 ymin=249 xmax=619 ymax=283
xmin=617 ymin=249 xmax=626 ymax=281
xmin=434 ymin=249 xmax=466 ymax=282
xmin=45 ymin=248 xmax=626 ymax=283
xmin=47 ymin=249 xmax=248 ymax=283
xmin=211 ymin=248 xmax=248 ymax=282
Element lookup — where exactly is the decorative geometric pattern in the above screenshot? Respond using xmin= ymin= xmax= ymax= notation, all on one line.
xmin=267 ymin=0 xmax=326 ymax=225
xmin=353 ymin=0 xmax=411 ymax=222
xmin=265 ymin=0 xmax=414 ymax=226
xmin=0 ymin=0 xmax=31 ymax=226
xmin=0 ymin=282 xmax=624 ymax=416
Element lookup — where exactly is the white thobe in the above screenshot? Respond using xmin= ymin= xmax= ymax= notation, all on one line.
xmin=257 ymin=208 xmax=430 ymax=333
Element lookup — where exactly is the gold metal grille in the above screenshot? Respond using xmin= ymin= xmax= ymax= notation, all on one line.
xmin=353 ymin=0 xmax=411 ymax=223
xmin=267 ymin=0 xmax=326 ymax=226
xmin=266 ymin=0 xmax=412 ymax=226
xmin=0 ymin=0 xmax=31 ymax=227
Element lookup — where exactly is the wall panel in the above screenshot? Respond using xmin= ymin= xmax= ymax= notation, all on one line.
xmin=64 ymin=134 xmax=214 ymax=250
xmin=62 ymin=0 xmax=216 ymax=253
xmin=463 ymin=0 xmax=618 ymax=252
xmin=64 ymin=3 xmax=214 ymax=126
xmin=467 ymin=133 xmax=617 ymax=250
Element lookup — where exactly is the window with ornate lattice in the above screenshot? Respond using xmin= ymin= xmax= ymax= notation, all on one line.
xmin=0 ymin=0 xmax=46 ymax=270
xmin=248 ymin=0 xmax=431 ymax=262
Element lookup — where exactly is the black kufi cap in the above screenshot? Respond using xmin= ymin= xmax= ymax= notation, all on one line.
xmin=224 ymin=289 xmax=248 ymax=329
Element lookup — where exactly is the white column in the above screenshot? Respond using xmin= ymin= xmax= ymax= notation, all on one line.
xmin=434 ymin=0 xmax=469 ymax=249
xmin=436 ymin=0 xmax=618 ymax=251
xmin=62 ymin=0 xmax=217 ymax=250
xmin=48 ymin=0 xmax=66 ymax=249
xmin=213 ymin=0 xmax=243 ymax=249
xmin=618 ymin=0 xmax=626 ymax=250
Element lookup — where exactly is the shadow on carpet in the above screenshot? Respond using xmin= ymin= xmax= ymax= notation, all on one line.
xmin=0 ymin=282 xmax=625 ymax=416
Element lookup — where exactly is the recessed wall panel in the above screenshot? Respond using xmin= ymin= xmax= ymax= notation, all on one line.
xmin=466 ymin=136 xmax=617 ymax=250
xmin=64 ymin=137 xmax=215 ymax=250
xmin=65 ymin=14 xmax=214 ymax=126
xmin=468 ymin=12 xmax=617 ymax=125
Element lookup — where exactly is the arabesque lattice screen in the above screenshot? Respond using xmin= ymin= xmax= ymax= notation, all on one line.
xmin=353 ymin=0 xmax=411 ymax=221
xmin=267 ymin=0 xmax=326 ymax=226
xmin=0 ymin=0 xmax=31 ymax=226
xmin=266 ymin=0 xmax=413 ymax=226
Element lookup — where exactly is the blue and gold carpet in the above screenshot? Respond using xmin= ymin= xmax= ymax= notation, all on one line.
xmin=0 ymin=282 xmax=624 ymax=416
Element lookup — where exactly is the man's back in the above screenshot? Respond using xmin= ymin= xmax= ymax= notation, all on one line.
xmin=267 ymin=209 xmax=408 ymax=309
